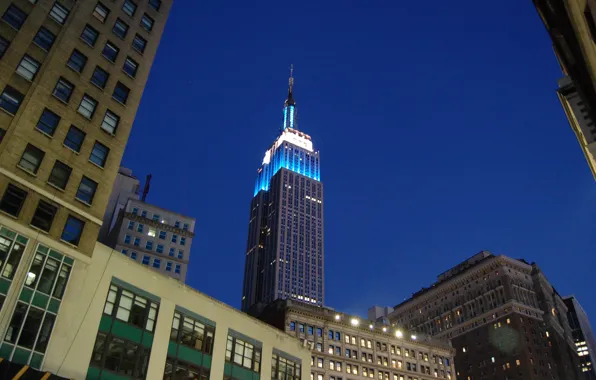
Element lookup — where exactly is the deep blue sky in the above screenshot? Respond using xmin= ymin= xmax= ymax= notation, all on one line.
xmin=123 ymin=0 xmax=596 ymax=320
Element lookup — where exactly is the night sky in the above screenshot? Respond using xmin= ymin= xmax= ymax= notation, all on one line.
xmin=122 ymin=0 xmax=596 ymax=320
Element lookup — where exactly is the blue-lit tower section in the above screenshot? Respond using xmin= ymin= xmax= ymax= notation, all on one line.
xmin=242 ymin=69 xmax=324 ymax=312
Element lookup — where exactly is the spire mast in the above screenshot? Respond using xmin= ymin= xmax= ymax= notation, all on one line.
xmin=282 ymin=64 xmax=298 ymax=130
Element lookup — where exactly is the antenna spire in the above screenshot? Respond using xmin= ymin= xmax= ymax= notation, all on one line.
xmin=282 ymin=65 xmax=298 ymax=130
xmin=289 ymin=64 xmax=294 ymax=96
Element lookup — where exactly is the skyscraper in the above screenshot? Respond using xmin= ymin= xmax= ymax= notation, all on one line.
xmin=564 ymin=296 xmax=596 ymax=379
xmin=242 ymin=68 xmax=324 ymax=312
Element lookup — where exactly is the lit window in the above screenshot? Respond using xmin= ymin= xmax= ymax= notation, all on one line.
xmin=49 ymin=2 xmax=69 ymax=25
xmin=36 ymin=109 xmax=61 ymax=136
xmin=16 ymin=55 xmax=40 ymax=81
xmin=225 ymin=335 xmax=261 ymax=372
xmin=78 ymin=94 xmax=97 ymax=119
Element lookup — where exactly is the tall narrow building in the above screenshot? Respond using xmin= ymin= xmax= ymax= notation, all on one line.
xmin=242 ymin=68 xmax=324 ymax=312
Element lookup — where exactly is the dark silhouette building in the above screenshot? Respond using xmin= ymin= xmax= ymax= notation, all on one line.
xmin=565 ymin=296 xmax=596 ymax=379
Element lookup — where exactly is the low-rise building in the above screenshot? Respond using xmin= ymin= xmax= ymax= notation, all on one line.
xmin=0 ymin=222 xmax=310 ymax=379
xmin=256 ymin=299 xmax=456 ymax=380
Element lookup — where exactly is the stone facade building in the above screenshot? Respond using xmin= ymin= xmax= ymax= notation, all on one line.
xmin=256 ymin=299 xmax=456 ymax=380
xmin=386 ymin=251 xmax=581 ymax=380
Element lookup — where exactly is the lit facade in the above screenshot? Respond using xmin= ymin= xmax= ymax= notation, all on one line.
xmin=565 ymin=296 xmax=596 ymax=379
xmin=242 ymin=71 xmax=324 ymax=311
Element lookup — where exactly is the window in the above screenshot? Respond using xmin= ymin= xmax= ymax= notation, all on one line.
xmin=113 ymin=18 xmax=129 ymax=39
xmin=112 ymin=82 xmax=130 ymax=104
xmin=89 ymin=141 xmax=110 ymax=168
xmin=2 ymin=4 xmax=27 ymax=30
xmin=336 ymin=332 xmax=340 ymax=340
xmin=133 ymin=237 xmax=140 ymax=247
xmin=36 ymin=109 xmax=61 ymax=136
xmin=34 ymin=27 xmax=56 ymax=51
xmin=122 ymin=0 xmax=137 ymax=17
xmin=168 ymin=248 xmax=174 ymax=257
xmin=127 ymin=221 xmax=135 ymax=230
xmin=102 ymin=284 xmax=158 ymax=332
xmin=19 ymin=144 xmax=45 ymax=174
xmin=175 ymin=264 xmax=180 ymax=274
xmin=170 ymin=311 xmax=215 ymax=353
xmin=81 ymin=24 xmax=99 ymax=46
xmin=131 ymin=252 xmax=137 ymax=259
xmin=137 ymin=223 xmax=144 ymax=233
xmin=159 ymin=231 xmax=166 ymax=239
xmin=67 ymin=49 xmax=87 ymax=73
xmin=53 ymin=77 xmax=74 ymax=103
xmin=48 ymin=161 xmax=72 ymax=189
xmin=49 ymin=2 xmax=69 ymax=25
xmin=272 ymin=354 xmax=301 ymax=380
xmin=177 ymin=250 xmax=183 ymax=259
xmin=145 ymin=241 xmax=153 ymax=250
xmin=131 ymin=207 xmax=139 ymax=215
xmin=123 ymin=57 xmax=138 ymax=77
xmin=165 ymin=262 xmax=172 ymax=271
xmin=148 ymin=228 xmax=156 ymax=237
xmin=78 ymin=94 xmax=97 ymax=119
xmin=141 ymin=210 xmax=147 ymax=217
xmin=63 ymin=125 xmax=85 ymax=152
xmin=180 ymin=237 xmax=186 ymax=246
xmin=124 ymin=235 xmax=131 ymax=244
xmin=289 ymin=322 xmax=295 ymax=331
xmin=172 ymin=234 xmax=178 ymax=243
xmin=101 ymin=110 xmax=120 ymax=135
xmin=132 ymin=34 xmax=147 ymax=53
xmin=183 ymin=223 xmax=189 ymax=231
xmin=93 ymin=2 xmax=109 ymax=23
xmin=175 ymin=221 xmax=181 ymax=228
xmin=16 ymin=55 xmax=40 ymax=81
xmin=30 ymin=200 xmax=58 ymax=232
xmin=152 ymin=258 xmax=160 ymax=268
xmin=140 ymin=13 xmax=154 ymax=32
xmin=152 ymin=214 xmax=160 ymax=221
xmin=90 ymin=333 xmax=151 ymax=379
xmin=0 ymin=36 xmax=9 ymax=59
xmin=102 ymin=41 xmax=119 ymax=62
xmin=0 ymin=86 xmax=23 ymax=115
xmin=0 ymin=184 xmax=27 ymax=217
xmin=61 ymin=215 xmax=84 ymax=246
xmin=149 ymin=0 xmax=162 ymax=11
xmin=76 ymin=176 xmax=98 ymax=204
xmin=225 ymin=335 xmax=261 ymax=373
xmin=90 ymin=66 xmax=109 ymax=90
xmin=156 ymin=244 xmax=163 ymax=254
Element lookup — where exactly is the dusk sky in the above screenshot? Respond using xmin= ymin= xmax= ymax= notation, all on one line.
xmin=123 ymin=0 xmax=596 ymax=320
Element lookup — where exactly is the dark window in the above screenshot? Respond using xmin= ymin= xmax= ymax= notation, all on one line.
xmin=112 ymin=82 xmax=130 ymax=104
xmin=81 ymin=24 xmax=99 ymax=46
xmin=36 ymin=109 xmax=61 ymax=136
xmin=16 ymin=55 xmax=40 ymax=81
xmin=64 ymin=126 xmax=85 ymax=152
xmin=102 ymin=41 xmax=119 ymax=62
xmin=0 ymin=86 xmax=23 ymax=114
xmin=149 ymin=0 xmax=162 ymax=11
xmin=91 ymin=66 xmax=109 ymax=89
xmin=78 ymin=94 xmax=97 ymax=119
xmin=49 ymin=2 xmax=69 ymax=25
xmin=61 ymin=215 xmax=84 ymax=246
xmin=123 ymin=57 xmax=138 ymax=77
xmin=91 ymin=332 xmax=151 ymax=378
xmin=2 ymin=4 xmax=28 ymax=30
xmin=48 ymin=161 xmax=72 ymax=190
xmin=140 ymin=14 xmax=154 ymax=32
xmin=18 ymin=144 xmax=45 ymax=174
xmin=0 ymin=184 xmax=27 ymax=217
xmin=31 ymin=200 xmax=58 ymax=232
xmin=0 ymin=36 xmax=9 ymax=59
xmin=112 ymin=18 xmax=128 ymax=39
xmin=33 ymin=27 xmax=56 ymax=51
xmin=53 ymin=77 xmax=74 ymax=103
xmin=67 ymin=49 xmax=87 ymax=73
xmin=93 ymin=2 xmax=110 ymax=23
xmin=164 ymin=358 xmax=209 ymax=380
xmin=122 ymin=0 xmax=137 ymax=17
xmin=76 ymin=176 xmax=98 ymax=205
xmin=132 ymin=34 xmax=146 ymax=54
xmin=271 ymin=354 xmax=301 ymax=380
xmin=90 ymin=141 xmax=109 ymax=167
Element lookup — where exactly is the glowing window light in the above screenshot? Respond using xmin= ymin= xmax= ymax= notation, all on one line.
xmin=334 ymin=314 xmax=341 ymax=321
xmin=395 ymin=330 xmax=403 ymax=338
xmin=350 ymin=318 xmax=359 ymax=327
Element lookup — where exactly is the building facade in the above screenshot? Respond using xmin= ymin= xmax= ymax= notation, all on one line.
xmin=105 ymin=197 xmax=194 ymax=282
xmin=0 ymin=222 xmax=311 ymax=379
xmin=565 ymin=296 xmax=596 ymax=379
xmin=242 ymin=70 xmax=324 ymax=311
xmin=257 ymin=299 xmax=456 ymax=380
xmin=387 ymin=251 xmax=581 ymax=380
xmin=533 ymin=0 xmax=596 ymax=179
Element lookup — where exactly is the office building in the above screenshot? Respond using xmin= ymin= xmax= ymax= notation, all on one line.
xmin=0 ymin=226 xmax=311 ymax=378
xmin=99 ymin=167 xmax=195 ymax=282
xmin=105 ymin=197 xmax=195 ymax=282
xmin=256 ymin=299 xmax=456 ymax=380
xmin=565 ymin=296 xmax=596 ymax=379
xmin=242 ymin=68 xmax=324 ymax=311
xmin=533 ymin=0 xmax=596 ymax=179
xmin=385 ymin=251 xmax=581 ymax=380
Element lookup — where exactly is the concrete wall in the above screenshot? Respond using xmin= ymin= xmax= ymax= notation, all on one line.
xmin=43 ymin=242 xmax=311 ymax=379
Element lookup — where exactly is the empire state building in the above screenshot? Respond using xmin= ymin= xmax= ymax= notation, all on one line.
xmin=241 ymin=68 xmax=324 ymax=312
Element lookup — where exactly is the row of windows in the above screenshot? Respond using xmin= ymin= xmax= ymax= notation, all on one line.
xmin=130 ymin=207 xmax=191 ymax=230
xmin=126 ymin=221 xmax=188 ymax=245
xmin=122 ymin=234 xmax=185 ymax=258
xmin=311 ymin=374 xmax=423 ymax=380
xmin=120 ymin=249 xmax=182 ymax=274
xmin=312 ymin=354 xmax=442 ymax=376
xmin=0 ymin=184 xmax=85 ymax=246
